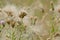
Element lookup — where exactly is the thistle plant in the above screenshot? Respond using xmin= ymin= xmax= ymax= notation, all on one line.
xmin=0 ymin=0 xmax=60 ymax=40
xmin=0 ymin=20 xmax=5 ymax=32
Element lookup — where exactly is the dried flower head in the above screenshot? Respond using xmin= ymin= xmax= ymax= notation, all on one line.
xmin=10 ymin=20 xmax=16 ymax=28
xmin=3 ymin=5 xmax=17 ymax=17
xmin=6 ymin=18 xmax=11 ymax=24
xmin=19 ymin=12 xmax=27 ymax=18
xmin=8 ymin=12 xmax=13 ymax=17
xmin=5 ymin=11 xmax=13 ymax=17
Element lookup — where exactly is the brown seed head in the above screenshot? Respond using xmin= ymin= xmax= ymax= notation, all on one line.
xmin=6 ymin=18 xmax=11 ymax=24
xmin=8 ymin=12 xmax=13 ymax=17
xmin=10 ymin=20 xmax=15 ymax=28
xmin=7 ymin=11 xmax=13 ymax=17
xmin=19 ymin=12 xmax=27 ymax=18
xmin=5 ymin=11 xmax=13 ymax=17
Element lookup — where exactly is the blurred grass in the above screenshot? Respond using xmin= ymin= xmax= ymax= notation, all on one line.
xmin=34 ymin=9 xmax=44 ymax=19
xmin=0 ymin=0 xmax=34 ymax=7
xmin=0 ymin=0 xmax=6 ymax=7
xmin=0 ymin=0 xmax=58 ymax=18
xmin=0 ymin=0 xmax=59 ymax=40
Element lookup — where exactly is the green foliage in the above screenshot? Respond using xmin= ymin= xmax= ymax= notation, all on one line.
xmin=11 ymin=32 xmax=16 ymax=40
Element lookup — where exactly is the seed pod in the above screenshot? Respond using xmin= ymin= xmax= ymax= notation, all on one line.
xmin=19 ymin=12 xmax=27 ymax=18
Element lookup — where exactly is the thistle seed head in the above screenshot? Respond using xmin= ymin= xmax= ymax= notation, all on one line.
xmin=6 ymin=11 xmax=13 ymax=17
xmin=6 ymin=18 xmax=11 ymax=24
xmin=50 ymin=1 xmax=54 ymax=11
xmin=10 ymin=20 xmax=16 ymax=28
xmin=19 ymin=12 xmax=27 ymax=18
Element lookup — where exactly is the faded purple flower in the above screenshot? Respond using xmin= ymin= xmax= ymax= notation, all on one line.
xmin=0 ymin=20 xmax=5 ymax=27
xmin=0 ymin=20 xmax=5 ymax=24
